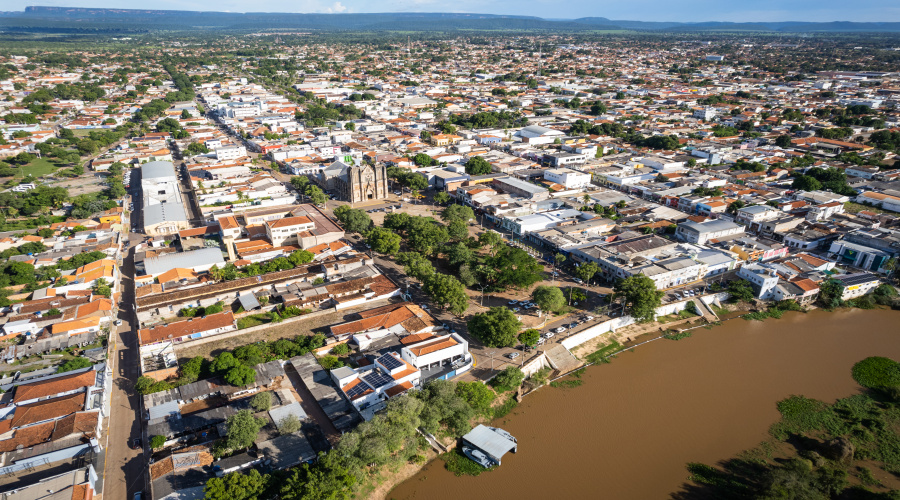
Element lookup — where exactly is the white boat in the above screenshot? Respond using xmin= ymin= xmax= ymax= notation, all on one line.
xmin=462 ymin=446 xmax=494 ymax=468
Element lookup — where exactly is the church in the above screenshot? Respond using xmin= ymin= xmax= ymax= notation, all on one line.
xmin=316 ymin=161 xmax=388 ymax=204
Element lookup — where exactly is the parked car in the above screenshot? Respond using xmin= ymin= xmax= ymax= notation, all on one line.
xmin=574 ymin=278 xmax=583 ymax=284
xmin=506 ymin=352 xmax=520 ymax=360
xmin=115 ymin=319 xmax=123 ymax=326
xmin=584 ymin=315 xmax=594 ymax=321
xmin=554 ymin=326 xmax=566 ymax=333
xmin=131 ymin=437 xmax=141 ymax=449
xmin=536 ymin=338 xmax=546 ymax=345
xmin=507 ymin=300 xmax=518 ymax=305
xmin=512 ymin=307 xmax=521 ymax=313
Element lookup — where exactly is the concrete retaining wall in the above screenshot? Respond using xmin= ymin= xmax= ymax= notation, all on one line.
xmin=560 ymin=292 xmax=731 ymax=351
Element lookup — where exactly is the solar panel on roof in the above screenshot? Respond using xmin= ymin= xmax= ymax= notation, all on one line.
xmin=345 ymin=383 xmax=370 ymax=399
xmin=377 ymin=354 xmax=403 ymax=371
xmin=363 ymin=371 xmax=393 ymax=388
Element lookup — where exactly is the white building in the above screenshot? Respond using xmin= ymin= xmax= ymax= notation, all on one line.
xmin=330 ymin=352 xmax=420 ymax=419
xmin=215 ymin=145 xmax=248 ymax=161
xmin=676 ymin=219 xmax=745 ymax=245
xmin=543 ymin=168 xmax=591 ymax=189
xmin=737 ymin=264 xmax=780 ymax=299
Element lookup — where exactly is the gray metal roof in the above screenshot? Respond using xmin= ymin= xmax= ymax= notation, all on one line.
xmin=269 ymin=402 xmax=308 ymax=427
xmin=462 ymin=425 xmax=517 ymax=463
xmin=679 ymin=219 xmax=742 ymax=234
xmin=141 ymin=160 xmax=177 ymax=179
xmin=238 ymin=293 xmax=260 ymax=311
xmin=143 ymin=200 xmax=188 ymax=227
xmin=144 ymin=248 xmax=225 ymax=276
xmin=148 ymin=400 xmax=181 ymax=421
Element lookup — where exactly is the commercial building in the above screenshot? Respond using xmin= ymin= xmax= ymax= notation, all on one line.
xmin=141 ymin=161 xmax=190 ymax=235
xmin=676 ymin=219 xmax=744 ymax=245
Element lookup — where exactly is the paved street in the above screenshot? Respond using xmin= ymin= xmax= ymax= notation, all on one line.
xmin=103 ymin=242 xmax=148 ymax=500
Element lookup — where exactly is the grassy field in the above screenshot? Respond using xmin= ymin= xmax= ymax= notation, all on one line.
xmin=844 ymin=201 xmax=900 ymax=217
xmin=19 ymin=157 xmax=60 ymax=177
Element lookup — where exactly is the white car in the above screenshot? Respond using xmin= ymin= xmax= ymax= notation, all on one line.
xmin=506 ymin=352 xmax=520 ymax=360
xmin=536 ymin=338 xmax=545 ymax=346
xmin=584 ymin=315 xmax=594 ymax=321
xmin=512 ymin=307 xmax=521 ymax=313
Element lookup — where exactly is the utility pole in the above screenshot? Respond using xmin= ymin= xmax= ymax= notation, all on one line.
xmin=489 ymin=351 xmax=496 ymax=373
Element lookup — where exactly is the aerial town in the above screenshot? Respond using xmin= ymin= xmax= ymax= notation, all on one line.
xmin=0 ymin=29 xmax=900 ymax=500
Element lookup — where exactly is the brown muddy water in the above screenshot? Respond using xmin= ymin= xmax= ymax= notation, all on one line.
xmin=389 ymin=308 xmax=900 ymax=500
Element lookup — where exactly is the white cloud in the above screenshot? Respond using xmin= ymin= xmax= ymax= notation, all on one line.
xmin=325 ymin=1 xmax=348 ymax=12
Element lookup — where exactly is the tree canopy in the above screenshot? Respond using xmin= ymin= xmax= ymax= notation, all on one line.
xmin=467 ymin=307 xmax=522 ymax=347
xmin=614 ymin=275 xmax=663 ymax=322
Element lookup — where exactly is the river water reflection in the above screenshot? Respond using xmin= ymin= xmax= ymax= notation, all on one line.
xmin=390 ymin=308 xmax=900 ymax=500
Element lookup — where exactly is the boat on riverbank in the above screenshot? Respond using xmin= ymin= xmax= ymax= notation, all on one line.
xmin=462 ymin=446 xmax=495 ymax=468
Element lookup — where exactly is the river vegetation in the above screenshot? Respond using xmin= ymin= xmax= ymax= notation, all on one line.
xmin=675 ymin=356 xmax=900 ymax=499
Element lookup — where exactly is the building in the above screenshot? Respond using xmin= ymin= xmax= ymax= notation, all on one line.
xmin=543 ymin=168 xmax=591 ymax=189
xmin=676 ymin=219 xmax=744 ymax=245
xmin=215 ymin=145 xmax=248 ymax=161
xmin=737 ymin=264 xmax=780 ymax=299
xmin=265 ymin=216 xmax=317 ymax=247
xmin=833 ymin=273 xmax=880 ymax=300
xmin=141 ymin=161 xmax=190 ymax=235
xmin=330 ymin=352 xmax=420 ymax=419
xmin=855 ymin=191 xmax=900 ymax=212
xmin=316 ymin=162 xmax=388 ymax=203
xmin=492 ymin=176 xmax=550 ymax=201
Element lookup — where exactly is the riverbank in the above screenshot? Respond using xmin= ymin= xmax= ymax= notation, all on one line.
xmin=388 ymin=307 xmax=900 ymax=500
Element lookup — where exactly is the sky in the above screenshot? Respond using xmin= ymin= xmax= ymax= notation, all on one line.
xmin=16 ymin=0 xmax=900 ymax=23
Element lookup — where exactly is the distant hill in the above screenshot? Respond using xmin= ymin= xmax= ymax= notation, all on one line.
xmin=1 ymin=6 xmax=899 ymax=34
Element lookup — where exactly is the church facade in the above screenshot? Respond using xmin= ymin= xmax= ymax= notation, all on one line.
xmin=317 ymin=162 xmax=388 ymax=204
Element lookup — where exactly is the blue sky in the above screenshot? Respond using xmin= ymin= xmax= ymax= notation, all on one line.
xmin=21 ymin=0 xmax=900 ymax=22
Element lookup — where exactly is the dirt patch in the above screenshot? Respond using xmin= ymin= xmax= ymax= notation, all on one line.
xmin=369 ymin=449 xmax=439 ymax=500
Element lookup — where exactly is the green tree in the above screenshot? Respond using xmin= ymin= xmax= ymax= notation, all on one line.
xmin=792 ymin=175 xmax=822 ymax=192
xmin=464 ymin=156 xmax=492 ymax=175
xmin=423 ymin=273 xmax=469 ymax=315
xmin=92 ymin=277 xmax=112 ymax=298
xmin=211 ymin=352 xmax=239 ymax=374
xmin=396 ymin=251 xmax=434 ymax=280
xmin=225 ymin=409 xmax=266 ymax=451
xmin=150 ymin=435 xmax=166 ymax=449
xmin=366 ymin=226 xmax=401 ymax=254
xmin=455 ymin=381 xmax=496 ymax=415
xmin=614 ymin=275 xmax=663 ymax=322
xmin=180 ymin=356 xmax=205 ymax=383
xmin=447 ymin=219 xmax=469 ymax=241
xmin=278 ymin=414 xmax=303 ymax=435
xmin=433 ymin=191 xmax=451 ymax=204
xmin=446 ymin=242 xmax=474 ymax=268
xmin=250 ymin=391 xmax=273 ymax=411
xmin=280 ymin=451 xmax=355 ymax=500
xmin=575 ymin=261 xmax=600 ymax=283
xmin=204 ymin=469 xmax=269 ymax=500
xmin=478 ymin=231 xmax=503 ymax=255
xmin=225 ymin=365 xmax=256 ymax=386
xmin=441 ymin=204 xmax=475 ymax=224
xmin=726 ymin=279 xmax=756 ymax=303
xmin=288 ymin=249 xmax=315 ymax=266
xmin=332 ymin=205 xmax=371 ymax=233
xmin=518 ymin=328 xmax=541 ymax=347
xmin=726 ymin=200 xmax=746 ymax=215
xmin=305 ymin=185 xmax=327 ymax=206
xmin=818 ymin=279 xmax=844 ymax=310
xmin=467 ymin=307 xmax=521 ymax=347
xmin=775 ymin=135 xmax=793 ymax=148
xmin=486 ymin=246 xmax=544 ymax=290
xmin=490 ymin=366 xmax=525 ymax=392
xmin=532 ymin=285 xmax=565 ymax=313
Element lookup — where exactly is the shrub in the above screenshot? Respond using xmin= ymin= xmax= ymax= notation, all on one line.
xmin=57 ymin=357 xmax=92 ymax=373
xmin=331 ymin=343 xmax=350 ymax=355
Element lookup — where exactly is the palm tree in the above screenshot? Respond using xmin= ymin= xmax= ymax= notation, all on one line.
xmin=582 ymin=194 xmax=591 ymax=205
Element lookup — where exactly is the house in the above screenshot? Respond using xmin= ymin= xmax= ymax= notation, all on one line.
xmin=138 ymin=311 xmax=237 ymax=346
xmin=855 ymin=191 xmax=900 ymax=212
xmin=330 ymin=352 xmax=420 ymax=419
xmin=737 ymin=264 xmax=780 ymax=299
xmin=400 ymin=331 xmax=471 ymax=381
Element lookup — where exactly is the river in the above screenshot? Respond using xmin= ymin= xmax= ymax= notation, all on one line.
xmin=389 ymin=308 xmax=900 ymax=500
